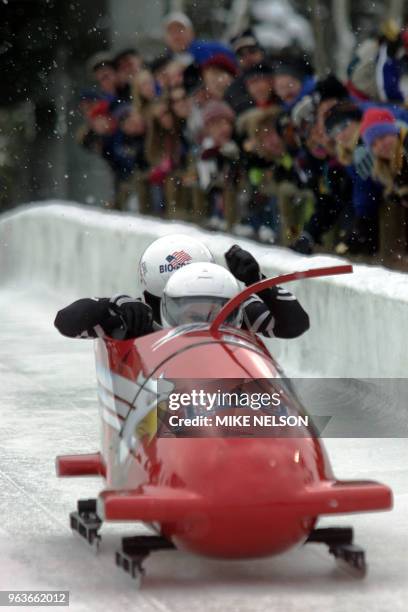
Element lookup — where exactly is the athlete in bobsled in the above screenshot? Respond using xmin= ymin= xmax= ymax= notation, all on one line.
xmin=54 ymin=234 xmax=309 ymax=339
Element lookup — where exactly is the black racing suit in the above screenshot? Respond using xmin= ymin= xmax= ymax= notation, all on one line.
xmin=54 ymin=287 xmax=309 ymax=341
xmin=54 ymin=248 xmax=309 ymax=340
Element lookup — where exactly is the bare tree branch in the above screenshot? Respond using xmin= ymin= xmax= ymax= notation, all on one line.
xmin=388 ymin=0 xmax=404 ymax=25
xmin=332 ymin=0 xmax=355 ymax=79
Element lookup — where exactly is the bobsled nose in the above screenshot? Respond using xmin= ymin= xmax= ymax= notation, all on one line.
xmin=297 ymin=480 xmax=393 ymax=516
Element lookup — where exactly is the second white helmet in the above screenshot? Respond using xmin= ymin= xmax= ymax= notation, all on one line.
xmin=161 ymin=262 xmax=243 ymax=328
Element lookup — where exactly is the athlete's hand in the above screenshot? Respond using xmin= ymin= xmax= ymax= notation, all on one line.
xmin=225 ymin=245 xmax=261 ymax=286
xmin=113 ymin=299 xmax=154 ymax=338
xmin=54 ymin=298 xmax=119 ymax=338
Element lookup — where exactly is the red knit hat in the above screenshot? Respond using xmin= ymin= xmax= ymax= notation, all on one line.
xmin=201 ymin=53 xmax=238 ymax=78
xmin=360 ymin=107 xmax=399 ymax=148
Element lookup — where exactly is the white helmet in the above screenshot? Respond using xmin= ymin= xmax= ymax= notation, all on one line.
xmin=139 ymin=234 xmax=214 ymax=298
xmin=161 ymin=262 xmax=243 ymax=328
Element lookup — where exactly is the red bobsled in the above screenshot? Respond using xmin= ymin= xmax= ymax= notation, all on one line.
xmin=56 ymin=265 xmax=392 ymax=581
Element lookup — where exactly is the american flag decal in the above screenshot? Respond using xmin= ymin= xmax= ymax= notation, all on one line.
xmin=166 ymin=251 xmax=192 ymax=265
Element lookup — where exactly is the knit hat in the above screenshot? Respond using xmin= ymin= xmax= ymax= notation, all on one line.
xmin=315 ymin=74 xmax=349 ymax=103
xmin=273 ymin=58 xmax=307 ymax=82
xmin=113 ymin=47 xmax=140 ymax=68
xmin=150 ymin=54 xmax=172 ymax=75
xmin=162 ymin=12 xmax=193 ymax=31
xmin=230 ymin=28 xmax=260 ymax=54
xmin=243 ymin=63 xmax=274 ymax=81
xmin=360 ymin=108 xmax=399 ymax=148
xmin=201 ymin=53 xmax=238 ymax=77
xmin=87 ymin=52 xmax=114 ymax=75
xmin=324 ymin=102 xmax=363 ymax=134
xmin=202 ymin=101 xmax=235 ymax=127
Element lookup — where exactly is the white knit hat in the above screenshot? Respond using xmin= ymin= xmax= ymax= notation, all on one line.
xmin=162 ymin=12 xmax=193 ymax=31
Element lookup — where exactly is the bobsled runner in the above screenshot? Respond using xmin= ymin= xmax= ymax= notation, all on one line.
xmin=56 ymin=265 xmax=392 ymax=584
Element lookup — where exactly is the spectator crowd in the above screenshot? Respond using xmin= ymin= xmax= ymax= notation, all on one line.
xmin=77 ymin=12 xmax=408 ymax=263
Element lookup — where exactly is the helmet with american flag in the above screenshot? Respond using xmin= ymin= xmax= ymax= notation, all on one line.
xmin=139 ymin=234 xmax=214 ymax=301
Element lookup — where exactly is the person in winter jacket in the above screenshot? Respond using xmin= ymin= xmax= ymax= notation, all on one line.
xmin=237 ymin=106 xmax=305 ymax=244
xmin=145 ymin=98 xmax=183 ymax=178
xmin=77 ymin=100 xmax=118 ymax=163
xmin=104 ymin=105 xmax=149 ymax=210
xmin=87 ymin=53 xmax=119 ymax=103
xmin=361 ymin=108 xmax=408 ymax=207
xmin=198 ymin=100 xmax=240 ymax=230
xmin=105 ymin=105 xmax=147 ymax=180
xmin=241 ymin=64 xmax=278 ymax=110
xmin=288 ymin=82 xmax=358 ymax=255
xmin=273 ymin=57 xmax=316 ymax=111
xmin=132 ymin=69 xmax=158 ymax=113
xmin=318 ymin=102 xmax=380 ymax=255
xmin=225 ymin=29 xmax=266 ymax=114
xmin=113 ymin=48 xmax=143 ymax=103
xmin=201 ymin=54 xmax=238 ymax=101
xmin=347 ymin=19 xmax=408 ymax=104
xmin=163 ymin=12 xmax=236 ymax=66
xmin=359 ymin=107 xmax=408 ymax=258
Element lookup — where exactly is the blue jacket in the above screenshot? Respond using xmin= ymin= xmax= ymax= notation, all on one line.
xmin=102 ymin=131 xmax=147 ymax=181
xmin=375 ymin=44 xmax=405 ymax=103
xmin=346 ymin=165 xmax=383 ymax=218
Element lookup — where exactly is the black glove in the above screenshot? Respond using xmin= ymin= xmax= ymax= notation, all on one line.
xmin=290 ymin=233 xmax=314 ymax=255
xmin=341 ymin=216 xmax=378 ymax=256
xmin=112 ymin=298 xmax=154 ymax=338
xmin=54 ymin=298 xmax=121 ymax=338
xmin=225 ymin=245 xmax=261 ymax=286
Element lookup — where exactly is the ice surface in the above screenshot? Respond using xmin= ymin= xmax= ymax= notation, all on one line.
xmin=0 ymin=282 xmax=407 ymax=609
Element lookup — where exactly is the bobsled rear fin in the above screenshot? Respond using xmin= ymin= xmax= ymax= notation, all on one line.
xmin=56 ymin=453 xmax=106 ymax=478
xmin=299 ymin=480 xmax=393 ymax=516
xmin=97 ymin=486 xmax=205 ymax=522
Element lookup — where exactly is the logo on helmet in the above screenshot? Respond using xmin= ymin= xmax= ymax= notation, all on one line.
xmin=140 ymin=260 xmax=147 ymax=278
xmin=159 ymin=250 xmax=192 ymax=273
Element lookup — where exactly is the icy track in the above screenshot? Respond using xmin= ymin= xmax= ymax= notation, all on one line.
xmin=0 ymin=203 xmax=407 ymax=611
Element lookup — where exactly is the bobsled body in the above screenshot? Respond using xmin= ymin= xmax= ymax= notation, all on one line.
xmin=63 ymin=325 xmax=389 ymax=559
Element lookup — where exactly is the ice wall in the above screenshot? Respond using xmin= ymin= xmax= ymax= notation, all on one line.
xmin=1 ymin=202 xmax=407 ymax=378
